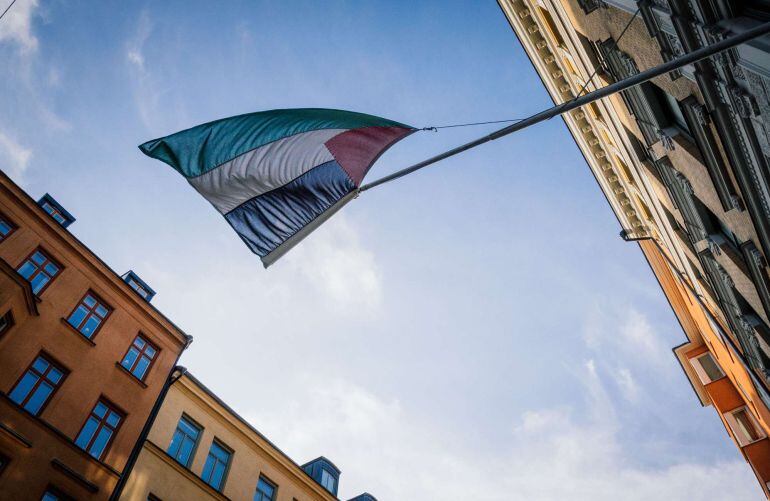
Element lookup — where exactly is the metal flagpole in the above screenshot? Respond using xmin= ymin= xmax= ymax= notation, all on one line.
xmin=359 ymin=20 xmax=770 ymax=193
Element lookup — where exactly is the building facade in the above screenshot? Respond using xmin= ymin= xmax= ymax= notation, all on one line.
xmin=498 ymin=0 xmax=770 ymax=495
xmin=0 ymin=171 xmax=192 ymax=499
xmin=120 ymin=372 xmax=375 ymax=501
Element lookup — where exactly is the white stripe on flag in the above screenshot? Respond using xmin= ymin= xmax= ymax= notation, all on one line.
xmin=188 ymin=128 xmax=346 ymax=214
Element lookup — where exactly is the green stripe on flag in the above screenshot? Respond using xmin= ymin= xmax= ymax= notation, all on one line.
xmin=139 ymin=108 xmax=413 ymax=178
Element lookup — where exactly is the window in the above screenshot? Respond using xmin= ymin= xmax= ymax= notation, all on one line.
xmin=167 ymin=415 xmax=201 ymax=467
xmin=0 ymin=212 xmax=16 ymax=242
xmin=725 ymin=406 xmax=766 ymax=446
xmin=691 ymin=352 xmax=725 ymax=385
xmin=254 ymin=476 xmax=276 ymax=501
xmin=41 ymin=487 xmax=73 ymax=501
xmin=201 ymin=440 xmax=231 ymax=491
xmin=75 ymin=399 xmax=123 ymax=460
xmin=42 ymin=202 xmax=67 ymax=225
xmin=37 ymin=194 xmax=75 ymax=228
xmin=122 ymin=270 xmax=156 ymax=302
xmin=9 ymin=355 xmax=66 ymax=415
xmin=17 ymin=248 xmax=61 ymax=295
xmin=0 ymin=453 xmax=9 ymax=477
xmin=148 ymin=494 xmax=163 ymax=501
xmin=320 ymin=468 xmax=336 ymax=493
xmin=67 ymin=292 xmax=111 ymax=339
xmin=0 ymin=310 xmax=13 ymax=336
xmin=652 ymin=85 xmax=691 ymax=135
xmin=120 ymin=334 xmax=158 ymax=381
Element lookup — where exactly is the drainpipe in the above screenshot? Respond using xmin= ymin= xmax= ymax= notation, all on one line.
xmin=109 ymin=361 xmax=189 ymax=500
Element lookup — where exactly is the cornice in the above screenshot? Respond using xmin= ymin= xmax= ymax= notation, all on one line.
xmin=498 ymin=0 xmax=650 ymax=236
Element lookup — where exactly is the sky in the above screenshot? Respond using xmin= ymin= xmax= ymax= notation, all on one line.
xmin=0 ymin=0 xmax=764 ymax=499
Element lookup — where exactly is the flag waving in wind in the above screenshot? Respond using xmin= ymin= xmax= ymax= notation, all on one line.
xmin=139 ymin=109 xmax=414 ymax=267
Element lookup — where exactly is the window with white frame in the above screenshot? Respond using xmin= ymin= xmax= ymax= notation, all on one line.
xmin=690 ymin=352 xmax=725 ymax=385
xmin=725 ymin=406 xmax=766 ymax=447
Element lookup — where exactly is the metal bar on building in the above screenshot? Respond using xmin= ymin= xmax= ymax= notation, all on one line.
xmin=359 ymin=21 xmax=770 ymax=192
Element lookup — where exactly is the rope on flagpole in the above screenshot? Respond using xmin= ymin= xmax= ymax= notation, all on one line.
xmin=358 ymin=20 xmax=770 ymax=193
xmin=0 ymin=0 xmax=18 ymax=21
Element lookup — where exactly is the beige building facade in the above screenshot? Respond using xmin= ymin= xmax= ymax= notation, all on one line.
xmin=120 ymin=372 xmax=375 ymax=501
xmin=498 ymin=0 xmax=770 ymax=495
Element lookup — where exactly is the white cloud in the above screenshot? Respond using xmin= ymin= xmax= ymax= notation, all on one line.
xmin=126 ymin=9 xmax=161 ymax=131
xmin=0 ymin=129 xmax=32 ymax=182
xmin=0 ymin=0 xmax=39 ymax=53
xmin=621 ymin=308 xmax=668 ymax=361
xmin=247 ymin=364 xmax=760 ymax=501
xmin=583 ymin=303 xmax=670 ymax=369
xmin=284 ymin=215 xmax=383 ymax=313
xmin=616 ymin=367 xmax=640 ymax=402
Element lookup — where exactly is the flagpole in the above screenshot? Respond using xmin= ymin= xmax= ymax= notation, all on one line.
xmin=359 ymin=20 xmax=770 ymax=192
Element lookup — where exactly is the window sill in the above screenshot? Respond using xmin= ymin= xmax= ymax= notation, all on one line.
xmin=59 ymin=318 xmax=95 ymax=347
xmin=114 ymin=362 xmax=147 ymax=388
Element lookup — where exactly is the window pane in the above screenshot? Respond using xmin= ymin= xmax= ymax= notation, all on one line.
xmin=83 ymin=295 xmax=97 ymax=308
xmin=178 ymin=437 xmax=195 ymax=466
xmin=202 ymin=454 xmax=215 ymax=481
xmin=145 ymin=345 xmax=157 ymax=358
xmin=9 ymin=372 xmax=39 ymax=404
xmin=68 ymin=306 xmax=88 ymax=329
xmin=41 ymin=492 xmax=60 ymax=501
xmin=179 ymin=418 xmax=200 ymax=438
xmin=106 ymin=411 xmax=120 ymax=427
xmin=167 ymin=429 xmax=184 ymax=458
xmin=735 ymin=409 xmax=761 ymax=442
xmin=89 ymin=427 xmax=113 ymax=458
xmin=94 ymin=402 xmax=108 ymax=418
xmin=25 ymin=382 xmax=53 ymax=415
xmin=30 ymin=274 xmax=50 ymax=294
xmin=95 ymin=305 xmax=109 ymax=317
xmin=75 ymin=417 xmax=99 ymax=449
xmin=699 ymin=354 xmax=724 ymax=382
xmin=81 ymin=316 xmax=101 ymax=337
xmin=210 ymin=461 xmax=226 ymax=489
xmin=133 ymin=356 xmax=150 ymax=379
xmin=32 ymin=357 xmax=49 ymax=373
xmin=43 ymin=263 xmax=59 ymax=275
xmin=256 ymin=478 xmax=275 ymax=500
xmin=0 ymin=220 xmax=11 ymax=235
xmin=31 ymin=251 xmax=45 ymax=264
xmin=17 ymin=261 xmax=36 ymax=279
xmin=47 ymin=368 xmax=63 ymax=384
xmin=134 ymin=336 xmax=146 ymax=349
xmin=122 ymin=347 xmax=139 ymax=370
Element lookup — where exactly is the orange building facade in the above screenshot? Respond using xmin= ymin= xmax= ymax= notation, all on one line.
xmin=498 ymin=0 xmax=770 ymax=495
xmin=0 ymin=171 xmax=191 ymax=499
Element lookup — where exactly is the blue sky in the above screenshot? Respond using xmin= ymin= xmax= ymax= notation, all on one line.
xmin=0 ymin=0 xmax=763 ymax=499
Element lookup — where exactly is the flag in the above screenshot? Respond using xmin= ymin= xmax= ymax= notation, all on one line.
xmin=139 ymin=109 xmax=414 ymax=267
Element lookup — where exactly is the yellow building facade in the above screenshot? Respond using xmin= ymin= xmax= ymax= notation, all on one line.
xmin=498 ymin=0 xmax=770 ymax=496
xmin=120 ymin=372 xmax=374 ymax=501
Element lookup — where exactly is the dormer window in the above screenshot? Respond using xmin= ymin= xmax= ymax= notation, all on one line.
xmin=121 ymin=270 xmax=156 ymax=302
xmin=320 ymin=468 xmax=336 ymax=493
xmin=37 ymin=194 xmax=75 ymax=228
xmin=302 ymin=457 xmax=340 ymax=496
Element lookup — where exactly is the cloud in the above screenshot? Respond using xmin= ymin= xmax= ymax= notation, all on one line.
xmin=0 ymin=129 xmax=32 ymax=182
xmin=247 ymin=364 xmax=760 ymax=501
xmin=126 ymin=9 xmax=161 ymax=131
xmin=0 ymin=0 xmax=39 ymax=53
xmin=284 ymin=215 xmax=383 ymax=313
xmin=616 ymin=367 xmax=640 ymax=402
xmin=583 ymin=302 xmax=670 ymax=369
